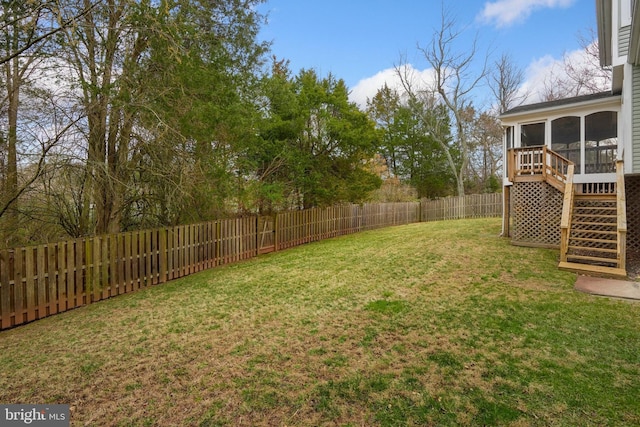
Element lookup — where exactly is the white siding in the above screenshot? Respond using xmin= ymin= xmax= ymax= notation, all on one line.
xmin=619 ymin=25 xmax=631 ymax=57
xmin=633 ymin=65 xmax=640 ymax=173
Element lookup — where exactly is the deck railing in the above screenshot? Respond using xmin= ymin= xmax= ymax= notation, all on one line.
xmin=508 ymin=146 xmax=573 ymax=192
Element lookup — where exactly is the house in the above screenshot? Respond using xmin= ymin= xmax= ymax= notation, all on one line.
xmin=500 ymin=0 xmax=640 ymax=278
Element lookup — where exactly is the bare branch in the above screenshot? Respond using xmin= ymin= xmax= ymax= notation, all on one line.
xmin=0 ymin=1 xmax=100 ymax=66
xmin=0 ymin=115 xmax=83 ymax=219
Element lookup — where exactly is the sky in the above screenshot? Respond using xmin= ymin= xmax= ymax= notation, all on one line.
xmin=256 ymin=0 xmax=598 ymax=109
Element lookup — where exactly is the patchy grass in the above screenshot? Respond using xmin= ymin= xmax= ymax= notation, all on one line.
xmin=0 ymin=218 xmax=639 ymax=426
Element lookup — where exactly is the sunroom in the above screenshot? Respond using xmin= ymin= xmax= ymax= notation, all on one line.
xmin=500 ymin=91 xmax=626 ymax=277
xmin=502 ymin=92 xmax=621 ymax=186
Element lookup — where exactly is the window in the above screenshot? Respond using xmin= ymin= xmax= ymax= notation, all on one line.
xmin=552 ymin=116 xmax=581 ymax=174
xmin=585 ymin=111 xmax=617 ymax=173
xmin=520 ymin=122 xmax=545 ymax=146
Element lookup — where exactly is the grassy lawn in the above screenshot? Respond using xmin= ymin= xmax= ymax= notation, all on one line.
xmin=1 ymin=217 xmax=639 ymax=426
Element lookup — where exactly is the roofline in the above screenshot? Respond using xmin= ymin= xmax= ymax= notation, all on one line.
xmin=596 ymin=0 xmax=612 ymax=67
xmin=499 ymin=92 xmax=620 ymax=121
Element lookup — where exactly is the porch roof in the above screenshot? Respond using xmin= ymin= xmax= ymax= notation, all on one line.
xmin=499 ymin=91 xmax=620 ymax=121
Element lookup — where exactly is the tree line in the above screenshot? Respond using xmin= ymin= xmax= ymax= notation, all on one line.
xmin=0 ymin=1 xmax=605 ymax=248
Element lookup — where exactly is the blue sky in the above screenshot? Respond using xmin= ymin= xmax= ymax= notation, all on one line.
xmin=257 ymin=0 xmax=597 ymax=108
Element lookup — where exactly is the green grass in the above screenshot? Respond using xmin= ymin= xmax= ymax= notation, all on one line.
xmin=0 ymin=218 xmax=639 ymax=426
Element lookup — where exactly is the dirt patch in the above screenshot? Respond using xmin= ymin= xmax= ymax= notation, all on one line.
xmin=627 ymin=249 xmax=640 ymax=280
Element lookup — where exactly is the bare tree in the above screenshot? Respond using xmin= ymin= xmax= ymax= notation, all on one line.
xmin=0 ymin=1 xmax=100 ymax=66
xmin=541 ymin=28 xmax=611 ymax=101
xmin=488 ymin=53 xmax=527 ymax=114
xmin=467 ymin=111 xmax=502 ymax=192
xmin=0 ymin=1 xmax=64 ymax=245
xmin=397 ymin=8 xmax=487 ymax=196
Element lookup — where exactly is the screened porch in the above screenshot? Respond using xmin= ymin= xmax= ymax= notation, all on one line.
xmin=501 ymin=92 xmax=621 ymax=185
xmin=504 ymin=110 xmax=618 ymax=182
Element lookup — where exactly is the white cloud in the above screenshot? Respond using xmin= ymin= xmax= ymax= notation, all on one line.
xmin=518 ymin=42 xmax=610 ymax=103
xmin=519 ymin=54 xmax=558 ymax=101
xmin=478 ymin=0 xmax=575 ymax=28
xmin=348 ymin=65 xmax=435 ymax=109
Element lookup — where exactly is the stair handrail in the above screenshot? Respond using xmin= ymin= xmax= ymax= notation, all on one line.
xmin=508 ymin=146 xmax=573 ymax=188
xmin=544 ymin=147 xmax=573 ymax=186
xmin=559 ymin=163 xmax=575 ymax=263
xmin=616 ymin=160 xmax=627 ymax=269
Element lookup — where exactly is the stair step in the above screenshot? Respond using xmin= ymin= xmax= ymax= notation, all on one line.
xmin=575 ymin=194 xmax=616 ymax=200
xmin=573 ymin=219 xmax=617 ymax=225
xmin=568 ymin=246 xmax=618 ymax=254
xmin=571 ymin=229 xmax=617 ymax=235
xmin=560 ymin=179 xmax=626 ymax=279
xmin=566 ymin=254 xmax=619 ymax=264
xmin=572 ymin=206 xmax=618 ymax=216
xmin=558 ymin=262 xmax=627 ymax=278
xmin=569 ymin=237 xmax=617 ymax=244
xmin=573 ymin=213 xmax=616 ymax=217
xmin=572 ymin=221 xmax=616 ymax=227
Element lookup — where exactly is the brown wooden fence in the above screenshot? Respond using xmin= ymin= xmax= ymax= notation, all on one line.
xmin=421 ymin=193 xmax=502 ymax=222
xmin=0 ymin=197 xmax=501 ymax=330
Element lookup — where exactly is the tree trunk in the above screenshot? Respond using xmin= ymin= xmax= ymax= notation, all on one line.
xmin=1 ymin=47 xmax=22 ymax=246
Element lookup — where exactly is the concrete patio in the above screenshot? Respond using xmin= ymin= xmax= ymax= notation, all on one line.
xmin=575 ymin=275 xmax=640 ymax=301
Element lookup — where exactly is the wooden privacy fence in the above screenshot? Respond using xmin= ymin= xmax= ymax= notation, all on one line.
xmin=0 ymin=196 xmax=501 ymax=330
xmin=421 ymin=193 xmax=502 ymax=221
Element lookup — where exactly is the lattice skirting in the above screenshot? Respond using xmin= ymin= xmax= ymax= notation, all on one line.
xmin=625 ymin=175 xmax=640 ymax=251
xmin=510 ymin=181 xmax=563 ymax=247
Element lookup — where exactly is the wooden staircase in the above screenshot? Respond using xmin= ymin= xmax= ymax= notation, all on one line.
xmin=508 ymin=147 xmax=627 ymax=278
xmin=558 ymin=162 xmax=627 ymax=278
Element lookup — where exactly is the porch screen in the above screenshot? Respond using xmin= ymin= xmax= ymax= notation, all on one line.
xmin=585 ymin=111 xmax=617 ymax=173
xmin=551 ymin=116 xmax=581 ymax=174
xmin=505 ymin=126 xmax=513 ymax=149
xmin=521 ymin=122 xmax=544 ymax=146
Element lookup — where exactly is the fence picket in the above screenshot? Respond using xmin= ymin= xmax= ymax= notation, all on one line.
xmin=93 ymin=237 xmax=101 ymax=303
xmin=0 ymin=250 xmax=10 ymax=329
xmin=66 ymin=242 xmax=75 ymax=311
xmin=132 ymin=232 xmax=140 ymax=290
xmin=145 ymin=230 xmax=152 ymax=285
xmin=56 ymin=243 xmax=66 ymax=312
xmin=177 ymin=225 xmax=184 ymax=278
xmin=74 ymin=240 xmax=83 ymax=307
xmin=25 ymin=248 xmax=36 ymax=321
xmin=108 ymin=234 xmax=116 ymax=296
xmin=124 ymin=233 xmax=132 ymax=292
xmin=133 ymin=232 xmax=141 ymax=290
xmin=48 ymin=244 xmax=58 ymax=315
xmin=159 ymin=228 xmax=167 ymax=284
xmin=15 ymin=249 xmax=24 ymax=325
xmin=36 ymin=246 xmax=47 ymax=319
